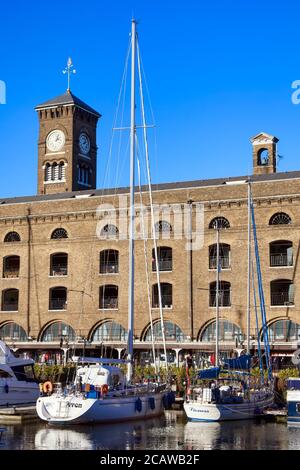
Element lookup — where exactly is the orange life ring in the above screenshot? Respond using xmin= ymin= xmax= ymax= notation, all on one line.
xmin=42 ymin=381 xmax=53 ymax=394
xmin=101 ymin=384 xmax=109 ymax=395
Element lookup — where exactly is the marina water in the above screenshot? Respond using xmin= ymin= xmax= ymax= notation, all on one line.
xmin=1 ymin=411 xmax=300 ymax=450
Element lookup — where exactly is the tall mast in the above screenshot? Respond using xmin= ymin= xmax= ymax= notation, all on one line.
xmin=246 ymin=181 xmax=251 ymax=353
xmin=127 ymin=19 xmax=137 ymax=382
xmin=215 ymin=227 xmax=220 ymax=367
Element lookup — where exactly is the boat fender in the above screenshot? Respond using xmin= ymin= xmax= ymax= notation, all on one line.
xmin=101 ymin=384 xmax=109 ymax=395
xmin=42 ymin=381 xmax=53 ymax=394
xmin=4 ymin=384 xmax=9 ymax=394
xmin=135 ymin=397 xmax=142 ymax=413
xmin=149 ymin=397 xmax=155 ymax=410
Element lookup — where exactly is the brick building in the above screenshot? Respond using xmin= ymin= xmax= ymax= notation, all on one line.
xmin=0 ymin=90 xmax=299 ymax=367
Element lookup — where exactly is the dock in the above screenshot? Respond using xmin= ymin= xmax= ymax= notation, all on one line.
xmin=262 ymin=409 xmax=287 ymax=422
xmin=0 ymin=405 xmax=39 ymax=424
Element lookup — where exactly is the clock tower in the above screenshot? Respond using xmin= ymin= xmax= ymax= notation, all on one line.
xmin=35 ymin=90 xmax=101 ymax=195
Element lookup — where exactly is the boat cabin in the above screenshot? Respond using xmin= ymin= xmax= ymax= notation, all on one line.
xmin=75 ymin=364 xmax=125 ymax=390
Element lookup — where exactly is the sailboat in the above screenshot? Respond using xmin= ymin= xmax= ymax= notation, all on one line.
xmin=183 ymin=181 xmax=274 ymax=421
xmin=36 ymin=20 xmax=173 ymax=425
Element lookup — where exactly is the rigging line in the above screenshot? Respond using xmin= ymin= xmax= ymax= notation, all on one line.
xmin=114 ymin=38 xmax=130 ymax=192
xmin=101 ymin=35 xmax=132 ymax=191
xmin=250 ymin=192 xmax=272 ymax=381
xmin=138 ymin=41 xmax=159 ymax=190
xmin=136 ymin=35 xmax=168 ymax=374
xmin=136 ymin=148 xmax=157 ymax=374
xmin=251 ymin=259 xmax=264 ymax=385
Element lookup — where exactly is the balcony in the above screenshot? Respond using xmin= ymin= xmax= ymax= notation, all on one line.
xmin=50 ymin=254 xmax=68 ymax=276
xmin=152 ymin=247 xmax=172 ymax=272
xmin=3 ymin=256 xmax=20 ymax=278
xmin=99 ymin=297 xmax=118 ymax=309
xmin=270 ymin=241 xmax=293 ymax=267
xmin=271 ymin=292 xmax=294 ymax=306
xmin=2 ymin=302 xmax=18 ymax=311
xmin=100 ymin=250 xmax=119 ymax=274
xmin=50 ymin=264 xmax=68 ymax=276
xmin=209 ymin=256 xmax=230 ymax=270
xmin=100 ymin=261 xmax=119 ymax=274
xmin=49 ymin=298 xmax=67 ymax=310
xmin=270 ymin=253 xmax=293 ymax=267
xmin=152 ymin=259 xmax=172 ymax=272
xmin=152 ymin=295 xmax=173 ymax=309
xmin=209 ymin=292 xmax=231 ymax=307
xmin=209 ymin=244 xmax=230 ymax=270
xmin=99 ymin=285 xmax=118 ymax=309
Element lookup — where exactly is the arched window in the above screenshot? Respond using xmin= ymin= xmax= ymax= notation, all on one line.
xmin=209 ymin=217 xmax=230 ymax=230
xmin=152 ymin=283 xmax=172 ymax=308
xmin=143 ymin=321 xmax=186 ymax=342
xmin=257 ymin=148 xmax=269 ymax=166
xmin=100 ymin=250 xmax=119 ymax=274
xmin=45 ymin=163 xmax=52 ymax=181
xmin=268 ymin=319 xmax=300 ymax=342
xmin=78 ymin=163 xmax=91 ymax=186
xmin=269 ymin=212 xmax=291 ymax=225
xmin=270 ymin=241 xmax=293 ymax=267
xmin=152 ymin=247 xmax=172 ymax=272
xmin=51 ymin=228 xmax=68 ymax=239
xmin=52 ymin=162 xmax=59 ymax=180
xmin=49 ymin=287 xmax=67 ymax=310
xmin=209 ymin=244 xmax=230 ymax=269
xmin=92 ymin=321 xmax=127 ymax=342
xmin=58 ymin=162 xmax=66 ymax=180
xmin=209 ymin=281 xmax=231 ymax=307
xmin=3 ymin=255 xmax=20 ymax=278
xmin=4 ymin=231 xmax=21 ymax=242
xmin=154 ymin=220 xmax=172 ymax=234
xmin=99 ymin=285 xmax=118 ymax=309
xmin=0 ymin=322 xmax=27 ymax=341
xmin=200 ymin=320 xmax=242 ymax=342
xmin=100 ymin=224 xmax=119 ymax=239
xmin=45 ymin=162 xmax=66 ymax=182
xmin=50 ymin=253 xmax=68 ymax=276
xmin=41 ymin=321 xmax=75 ymax=342
xmin=270 ymin=279 xmax=294 ymax=306
xmin=2 ymin=289 xmax=19 ymax=311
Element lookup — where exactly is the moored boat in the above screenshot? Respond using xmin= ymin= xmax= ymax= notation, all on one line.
xmin=36 ymin=357 xmax=171 ymax=425
xmin=0 ymin=340 xmax=39 ymax=407
xmin=286 ymin=377 xmax=300 ymax=426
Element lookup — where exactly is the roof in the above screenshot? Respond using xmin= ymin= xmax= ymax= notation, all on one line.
xmin=35 ymin=91 xmax=101 ymax=117
xmin=250 ymin=132 xmax=279 ymax=143
xmin=0 ymin=170 xmax=300 ymax=206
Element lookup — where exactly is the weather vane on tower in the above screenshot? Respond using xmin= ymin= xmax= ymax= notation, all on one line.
xmin=62 ymin=57 xmax=76 ymax=92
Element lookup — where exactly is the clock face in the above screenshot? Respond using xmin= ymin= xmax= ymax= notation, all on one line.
xmin=79 ymin=133 xmax=90 ymax=155
xmin=46 ymin=130 xmax=65 ymax=152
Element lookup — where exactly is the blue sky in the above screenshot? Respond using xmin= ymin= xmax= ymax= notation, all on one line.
xmin=0 ymin=0 xmax=300 ymax=197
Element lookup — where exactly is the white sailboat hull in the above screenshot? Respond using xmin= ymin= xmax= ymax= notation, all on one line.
xmin=184 ymin=394 xmax=274 ymax=421
xmin=36 ymin=392 xmax=165 ymax=425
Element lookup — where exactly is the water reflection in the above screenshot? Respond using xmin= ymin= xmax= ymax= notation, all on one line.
xmin=2 ymin=411 xmax=300 ymax=450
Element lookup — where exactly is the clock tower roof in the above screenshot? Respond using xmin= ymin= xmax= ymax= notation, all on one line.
xmin=35 ymin=90 xmax=101 ymax=118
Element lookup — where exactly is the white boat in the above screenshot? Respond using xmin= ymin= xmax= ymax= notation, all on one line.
xmin=0 ymin=340 xmax=39 ymax=406
xmin=184 ymin=380 xmax=273 ymax=421
xmin=184 ymin=183 xmax=274 ymax=422
xmin=36 ymin=20 xmax=174 ymax=425
xmin=36 ymin=357 xmax=169 ymax=424
xmin=286 ymin=377 xmax=300 ymax=426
